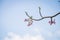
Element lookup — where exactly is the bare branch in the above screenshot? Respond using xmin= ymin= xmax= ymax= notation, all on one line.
xmin=32 ymin=12 xmax=60 ymax=21
xmin=25 ymin=12 xmax=60 ymax=21
xmin=32 ymin=16 xmax=51 ymax=21
xmin=25 ymin=8 xmax=60 ymax=21
xmin=25 ymin=7 xmax=60 ymax=26
xmin=52 ymin=12 xmax=60 ymax=17
xmin=25 ymin=11 xmax=31 ymax=18
xmin=39 ymin=7 xmax=43 ymax=17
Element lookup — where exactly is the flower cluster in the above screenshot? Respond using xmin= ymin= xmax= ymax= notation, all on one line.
xmin=48 ymin=19 xmax=56 ymax=25
xmin=24 ymin=17 xmax=33 ymax=26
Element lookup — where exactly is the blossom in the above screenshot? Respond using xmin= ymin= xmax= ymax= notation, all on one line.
xmin=24 ymin=17 xmax=33 ymax=26
xmin=48 ymin=19 xmax=56 ymax=25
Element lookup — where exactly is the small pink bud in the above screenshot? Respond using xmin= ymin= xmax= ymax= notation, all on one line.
xmin=24 ymin=18 xmax=33 ymax=26
xmin=53 ymin=19 xmax=56 ymax=24
xmin=24 ymin=19 xmax=28 ymax=22
xmin=27 ymin=24 xmax=31 ymax=26
xmin=48 ymin=21 xmax=52 ymax=25
xmin=49 ymin=21 xmax=50 ymax=23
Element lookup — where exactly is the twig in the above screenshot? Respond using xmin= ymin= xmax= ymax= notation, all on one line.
xmin=39 ymin=7 xmax=43 ymax=17
xmin=25 ymin=7 xmax=60 ymax=21
xmin=32 ymin=12 xmax=60 ymax=21
xmin=25 ymin=11 xmax=31 ymax=18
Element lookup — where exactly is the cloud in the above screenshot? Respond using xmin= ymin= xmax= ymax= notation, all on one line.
xmin=4 ymin=32 xmax=45 ymax=40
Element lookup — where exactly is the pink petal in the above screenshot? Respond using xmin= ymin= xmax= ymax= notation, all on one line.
xmin=48 ymin=21 xmax=52 ymax=25
xmin=48 ymin=21 xmax=50 ymax=24
xmin=24 ymin=19 xmax=28 ymax=22
xmin=27 ymin=24 xmax=31 ymax=26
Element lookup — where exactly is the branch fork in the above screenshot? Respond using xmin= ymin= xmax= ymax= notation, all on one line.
xmin=25 ymin=7 xmax=60 ymax=26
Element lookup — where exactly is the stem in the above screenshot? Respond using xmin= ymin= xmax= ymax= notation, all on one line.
xmin=25 ymin=7 xmax=60 ymax=21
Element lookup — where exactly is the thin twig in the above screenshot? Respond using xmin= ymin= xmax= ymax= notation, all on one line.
xmin=25 ymin=8 xmax=60 ymax=21
xmin=25 ymin=12 xmax=60 ymax=21
xmin=25 ymin=11 xmax=31 ymax=18
xmin=39 ymin=7 xmax=43 ymax=17
xmin=32 ymin=12 xmax=60 ymax=21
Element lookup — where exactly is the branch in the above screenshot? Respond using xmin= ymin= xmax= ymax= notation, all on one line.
xmin=25 ymin=8 xmax=60 ymax=21
xmin=39 ymin=7 xmax=43 ymax=17
xmin=32 ymin=12 xmax=60 ymax=21
xmin=25 ymin=11 xmax=31 ymax=18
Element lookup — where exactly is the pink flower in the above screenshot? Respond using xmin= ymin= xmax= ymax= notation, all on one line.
xmin=49 ymin=21 xmax=52 ymax=25
xmin=24 ymin=18 xmax=33 ymax=26
xmin=24 ymin=19 xmax=29 ymax=22
xmin=48 ymin=19 xmax=56 ymax=25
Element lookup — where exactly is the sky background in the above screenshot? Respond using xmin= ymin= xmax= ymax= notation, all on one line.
xmin=0 ymin=0 xmax=60 ymax=40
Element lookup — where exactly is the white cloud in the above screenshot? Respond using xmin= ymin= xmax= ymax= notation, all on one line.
xmin=4 ymin=32 xmax=45 ymax=40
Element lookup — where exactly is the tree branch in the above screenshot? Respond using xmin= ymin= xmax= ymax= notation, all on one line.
xmin=25 ymin=7 xmax=60 ymax=21
xmin=32 ymin=12 xmax=60 ymax=21
xmin=39 ymin=7 xmax=43 ymax=17
xmin=25 ymin=11 xmax=31 ymax=18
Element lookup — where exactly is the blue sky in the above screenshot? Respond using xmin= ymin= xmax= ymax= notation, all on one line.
xmin=0 ymin=0 xmax=60 ymax=40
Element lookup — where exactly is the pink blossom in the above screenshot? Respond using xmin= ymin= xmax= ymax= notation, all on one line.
xmin=48 ymin=19 xmax=56 ymax=25
xmin=24 ymin=19 xmax=27 ymax=21
xmin=24 ymin=18 xmax=33 ymax=26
